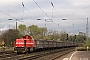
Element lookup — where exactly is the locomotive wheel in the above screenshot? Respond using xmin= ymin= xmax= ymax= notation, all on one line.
xmin=25 ymin=48 xmax=29 ymax=53
xmin=30 ymin=47 xmax=34 ymax=52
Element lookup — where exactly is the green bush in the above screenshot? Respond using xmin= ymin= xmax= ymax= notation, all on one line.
xmin=84 ymin=39 xmax=90 ymax=47
xmin=76 ymin=47 xmax=90 ymax=51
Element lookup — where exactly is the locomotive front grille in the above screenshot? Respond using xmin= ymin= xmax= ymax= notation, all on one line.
xmin=14 ymin=47 xmax=25 ymax=53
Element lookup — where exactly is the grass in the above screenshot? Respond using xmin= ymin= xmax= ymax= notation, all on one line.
xmin=0 ymin=47 xmax=13 ymax=52
xmin=76 ymin=47 xmax=90 ymax=51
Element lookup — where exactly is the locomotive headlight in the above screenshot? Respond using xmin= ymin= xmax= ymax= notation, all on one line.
xmin=15 ymin=46 xmax=17 ymax=47
xmin=22 ymin=46 xmax=24 ymax=47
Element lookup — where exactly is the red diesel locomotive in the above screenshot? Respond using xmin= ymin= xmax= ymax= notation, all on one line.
xmin=14 ymin=35 xmax=35 ymax=53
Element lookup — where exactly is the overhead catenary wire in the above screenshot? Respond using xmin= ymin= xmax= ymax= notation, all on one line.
xmin=0 ymin=10 xmax=16 ymax=19
xmin=48 ymin=0 xmax=90 ymax=20
xmin=40 ymin=0 xmax=62 ymax=28
xmin=10 ymin=0 xmax=39 ymax=20
xmin=32 ymin=0 xmax=61 ymax=27
xmin=0 ymin=0 xmax=24 ymax=20
xmin=5 ymin=0 xmax=55 ymax=28
xmin=1 ymin=1 xmax=89 ymax=30
xmin=0 ymin=0 xmax=51 ymax=24
xmin=1 ymin=0 xmax=42 ymax=21
xmin=48 ymin=0 xmax=90 ymax=29
xmin=9 ymin=0 xmax=25 ymax=20
xmin=33 ymin=0 xmax=51 ymax=19
xmin=48 ymin=0 xmax=63 ymax=18
xmin=8 ymin=0 xmax=61 ymax=22
xmin=48 ymin=0 xmax=62 ymax=27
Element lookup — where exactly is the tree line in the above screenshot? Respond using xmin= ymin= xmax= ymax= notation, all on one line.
xmin=0 ymin=24 xmax=89 ymax=47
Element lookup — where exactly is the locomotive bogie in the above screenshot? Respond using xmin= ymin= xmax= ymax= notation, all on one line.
xmin=14 ymin=47 xmax=26 ymax=53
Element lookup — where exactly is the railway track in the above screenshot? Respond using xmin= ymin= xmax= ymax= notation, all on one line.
xmin=0 ymin=50 xmax=13 ymax=54
xmin=0 ymin=51 xmax=16 ymax=60
xmin=0 ymin=47 xmax=75 ymax=60
xmin=19 ymin=47 xmax=75 ymax=60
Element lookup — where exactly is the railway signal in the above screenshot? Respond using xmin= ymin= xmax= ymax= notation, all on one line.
xmin=75 ymin=35 xmax=76 ymax=40
xmin=66 ymin=34 xmax=68 ymax=40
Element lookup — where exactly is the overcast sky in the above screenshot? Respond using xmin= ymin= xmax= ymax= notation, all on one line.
xmin=0 ymin=0 xmax=90 ymax=35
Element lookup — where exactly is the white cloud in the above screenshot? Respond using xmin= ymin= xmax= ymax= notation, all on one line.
xmin=0 ymin=0 xmax=90 ymax=35
xmin=0 ymin=26 xmax=9 ymax=33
